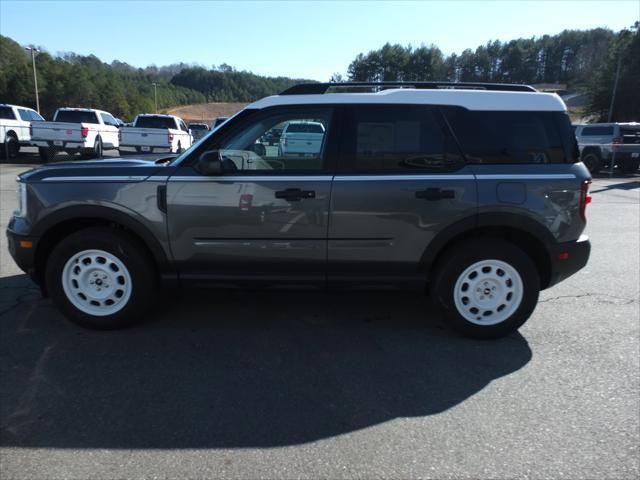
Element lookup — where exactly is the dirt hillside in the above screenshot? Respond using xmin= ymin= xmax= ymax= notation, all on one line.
xmin=165 ymin=103 xmax=247 ymax=124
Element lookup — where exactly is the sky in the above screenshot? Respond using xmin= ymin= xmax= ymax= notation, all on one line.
xmin=1 ymin=0 xmax=638 ymax=81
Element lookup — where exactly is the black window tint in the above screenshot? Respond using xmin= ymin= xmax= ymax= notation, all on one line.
xmin=344 ymin=106 xmax=461 ymax=172
xmin=582 ymin=126 xmax=614 ymax=136
xmin=135 ymin=116 xmax=176 ymax=129
xmin=443 ymin=108 xmax=565 ymax=164
xmin=55 ymin=110 xmax=99 ymax=123
xmin=621 ymin=126 xmax=640 ymax=144
xmin=0 ymin=107 xmax=16 ymax=120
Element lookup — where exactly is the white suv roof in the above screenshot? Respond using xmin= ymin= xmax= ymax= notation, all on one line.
xmin=249 ymin=82 xmax=567 ymax=112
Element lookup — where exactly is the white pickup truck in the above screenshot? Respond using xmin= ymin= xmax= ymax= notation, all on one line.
xmin=0 ymin=104 xmax=45 ymax=159
xmin=119 ymin=114 xmax=192 ymax=154
xmin=278 ymin=121 xmax=325 ymax=156
xmin=31 ymin=108 xmax=120 ymax=161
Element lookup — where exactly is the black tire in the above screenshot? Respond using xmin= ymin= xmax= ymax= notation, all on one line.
xmin=176 ymin=141 xmax=182 ymax=154
xmin=93 ymin=137 xmax=103 ymax=159
xmin=5 ymin=134 xmax=19 ymax=159
xmin=619 ymin=158 xmax=640 ymax=175
xmin=45 ymin=227 xmax=157 ymax=329
xmin=582 ymin=151 xmax=602 ymax=174
xmin=39 ymin=147 xmax=56 ymax=163
xmin=431 ymin=238 xmax=540 ymax=339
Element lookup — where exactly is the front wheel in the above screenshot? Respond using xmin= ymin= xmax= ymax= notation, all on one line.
xmin=431 ymin=238 xmax=540 ymax=339
xmin=45 ymin=227 xmax=157 ymax=329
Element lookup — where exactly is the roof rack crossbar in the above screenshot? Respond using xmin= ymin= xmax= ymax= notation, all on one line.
xmin=280 ymin=82 xmax=536 ymax=95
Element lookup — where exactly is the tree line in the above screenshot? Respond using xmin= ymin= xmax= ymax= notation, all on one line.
xmin=0 ymin=35 xmax=308 ymax=120
xmin=344 ymin=25 xmax=639 ymax=121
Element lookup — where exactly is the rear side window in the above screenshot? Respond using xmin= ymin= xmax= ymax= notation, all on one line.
xmin=443 ymin=108 xmax=565 ymax=164
xmin=341 ymin=105 xmax=463 ymax=172
xmin=621 ymin=126 xmax=640 ymax=145
xmin=135 ymin=116 xmax=177 ymax=129
xmin=0 ymin=106 xmax=16 ymax=120
xmin=582 ymin=126 xmax=614 ymax=136
xmin=55 ymin=110 xmax=99 ymax=124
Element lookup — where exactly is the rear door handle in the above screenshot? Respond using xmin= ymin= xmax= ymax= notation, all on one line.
xmin=275 ymin=188 xmax=316 ymax=201
xmin=415 ymin=188 xmax=455 ymax=200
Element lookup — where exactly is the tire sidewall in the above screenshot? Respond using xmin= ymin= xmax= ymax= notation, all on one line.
xmin=433 ymin=239 xmax=540 ymax=339
xmin=94 ymin=137 xmax=103 ymax=158
xmin=7 ymin=135 xmax=19 ymax=158
xmin=582 ymin=152 xmax=601 ymax=174
xmin=45 ymin=228 xmax=155 ymax=329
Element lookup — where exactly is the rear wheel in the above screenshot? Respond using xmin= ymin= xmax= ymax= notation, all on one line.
xmin=4 ymin=134 xmax=19 ymax=159
xmin=176 ymin=141 xmax=182 ymax=154
xmin=39 ymin=147 xmax=56 ymax=162
xmin=582 ymin=151 xmax=602 ymax=174
xmin=431 ymin=238 xmax=540 ymax=339
xmin=619 ymin=158 xmax=640 ymax=174
xmin=93 ymin=137 xmax=103 ymax=159
xmin=45 ymin=227 xmax=157 ymax=329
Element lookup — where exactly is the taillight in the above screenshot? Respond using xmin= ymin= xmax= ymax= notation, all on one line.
xmin=29 ymin=123 xmax=33 ymax=137
xmin=239 ymin=194 xmax=253 ymax=211
xmin=579 ymin=180 xmax=592 ymax=223
xmin=282 ymin=136 xmax=288 ymax=146
xmin=81 ymin=127 xmax=88 ymax=138
xmin=118 ymin=129 xmax=121 ymax=142
xmin=168 ymin=132 xmax=174 ymax=144
xmin=612 ymin=137 xmax=622 ymax=145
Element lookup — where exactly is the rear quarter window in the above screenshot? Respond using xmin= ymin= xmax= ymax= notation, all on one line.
xmin=0 ymin=106 xmax=16 ymax=120
xmin=442 ymin=108 xmax=567 ymax=164
xmin=581 ymin=126 xmax=614 ymax=136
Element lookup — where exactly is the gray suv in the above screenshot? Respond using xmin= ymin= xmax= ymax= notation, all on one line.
xmin=574 ymin=122 xmax=640 ymax=174
xmin=7 ymin=82 xmax=592 ymax=338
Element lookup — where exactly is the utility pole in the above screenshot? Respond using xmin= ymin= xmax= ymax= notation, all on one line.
xmin=607 ymin=52 xmax=622 ymax=123
xmin=25 ymin=46 xmax=40 ymax=113
xmin=152 ymin=82 xmax=158 ymax=113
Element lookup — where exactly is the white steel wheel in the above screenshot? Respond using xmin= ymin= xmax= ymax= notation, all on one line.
xmin=61 ymin=249 xmax=133 ymax=316
xmin=453 ymin=259 xmax=524 ymax=326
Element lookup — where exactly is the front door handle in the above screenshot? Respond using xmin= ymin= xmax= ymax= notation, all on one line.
xmin=275 ymin=188 xmax=316 ymax=201
xmin=415 ymin=188 xmax=455 ymax=200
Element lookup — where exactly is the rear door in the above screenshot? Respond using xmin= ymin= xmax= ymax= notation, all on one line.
xmin=166 ymin=106 xmax=337 ymax=287
xmin=328 ymin=105 xmax=477 ymax=290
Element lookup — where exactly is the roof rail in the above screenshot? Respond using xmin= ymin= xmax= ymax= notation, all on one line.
xmin=280 ymin=82 xmax=537 ymax=95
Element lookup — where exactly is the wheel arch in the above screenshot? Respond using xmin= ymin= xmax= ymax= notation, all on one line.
xmin=32 ymin=205 xmax=171 ymax=290
xmin=422 ymin=213 xmax=555 ymax=290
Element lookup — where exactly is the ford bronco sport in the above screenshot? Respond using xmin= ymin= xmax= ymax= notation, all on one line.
xmin=6 ymin=82 xmax=592 ymax=338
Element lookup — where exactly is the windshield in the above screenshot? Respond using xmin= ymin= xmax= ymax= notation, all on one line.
xmin=55 ymin=110 xmax=98 ymax=123
xmin=135 ymin=116 xmax=176 ymax=129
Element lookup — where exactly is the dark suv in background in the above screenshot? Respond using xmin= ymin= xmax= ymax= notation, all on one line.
xmin=7 ymin=82 xmax=591 ymax=338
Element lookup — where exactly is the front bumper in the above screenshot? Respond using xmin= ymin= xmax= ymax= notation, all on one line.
xmin=6 ymin=229 xmax=40 ymax=282
xmin=546 ymin=234 xmax=591 ymax=288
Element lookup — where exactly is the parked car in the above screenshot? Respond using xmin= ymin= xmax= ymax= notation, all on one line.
xmin=31 ymin=107 xmax=120 ymax=162
xmin=212 ymin=117 xmax=228 ymax=129
xmin=188 ymin=123 xmax=210 ymax=142
xmin=119 ymin=114 xmax=192 ymax=154
xmin=574 ymin=122 xmax=640 ymax=174
xmin=7 ymin=81 xmax=591 ymax=339
xmin=278 ymin=121 xmax=325 ymax=156
xmin=0 ymin=104 xmax=45 ymax=159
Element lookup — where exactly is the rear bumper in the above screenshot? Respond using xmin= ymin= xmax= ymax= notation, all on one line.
xmin=546 ymin=234 xmax=591 ymax=288
xmin=32 ymin=140 xmax=87 ymax=149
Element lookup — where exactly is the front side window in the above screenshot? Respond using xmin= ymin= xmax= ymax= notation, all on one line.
xmin=18 ymin=109 xmax=32 ymax=121
xmin=341 ymin=105 xmax=462 ymax=172
xmin=100 ymin=112 xmax=117 ymax=126
xmin=443 ymin=108 xmax=565 ymax=164
xmin=218 ymin=108 xmax=332 ymax=173
xmin=30 ymin=110 xmax=44 ymax=121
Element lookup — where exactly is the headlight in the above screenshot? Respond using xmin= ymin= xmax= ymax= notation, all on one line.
xmin=15 ymin=181 xmax=27 ymax=218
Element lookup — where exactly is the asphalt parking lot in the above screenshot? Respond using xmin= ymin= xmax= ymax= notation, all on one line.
xmin=0 ymin=151 xmax=639 ymax=479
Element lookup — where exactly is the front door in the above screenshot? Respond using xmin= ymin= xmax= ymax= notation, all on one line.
xmin=167 ymin=106 xmax=336 ymax=287
xmin=328 ymin=105 xmax=477 ymax=290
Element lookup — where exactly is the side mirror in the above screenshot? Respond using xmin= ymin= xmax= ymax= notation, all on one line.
xmin=196 ymin=150 xmax=223 ymax=176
